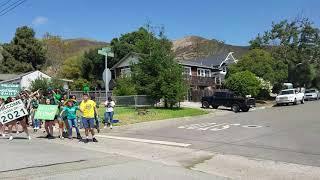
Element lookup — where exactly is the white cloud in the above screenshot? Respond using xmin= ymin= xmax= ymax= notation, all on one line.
xmin=32 ymin=16 xmax=48 ymax=26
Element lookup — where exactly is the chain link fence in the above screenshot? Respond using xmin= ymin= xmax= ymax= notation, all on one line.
xmin=68 ymin=91 xmax=155 ymax=107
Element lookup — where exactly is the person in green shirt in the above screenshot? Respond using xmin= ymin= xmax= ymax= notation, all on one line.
xmin=60 ymin=100 xmax=82 ymax=139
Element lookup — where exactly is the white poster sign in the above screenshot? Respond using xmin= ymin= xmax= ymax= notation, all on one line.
xmin=0 ymin=99 xmax=28 ymax=124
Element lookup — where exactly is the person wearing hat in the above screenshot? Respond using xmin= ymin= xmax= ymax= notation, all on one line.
xmin=60 ymin=99 xmax=82 ymax=139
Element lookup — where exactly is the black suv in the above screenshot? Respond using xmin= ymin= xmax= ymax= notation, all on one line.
xmin=201 ymin=90 xmax=256 ymax=112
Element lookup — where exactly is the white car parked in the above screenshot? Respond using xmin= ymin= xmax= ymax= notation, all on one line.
xmin=304 ymin=89 xmax=320 ymax=101
xmin=276 ymin=89 xmax=305 ymax=106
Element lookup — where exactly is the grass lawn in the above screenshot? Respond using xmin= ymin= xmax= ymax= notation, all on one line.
xmin=98 ymin=107 xmax=208 ymax=126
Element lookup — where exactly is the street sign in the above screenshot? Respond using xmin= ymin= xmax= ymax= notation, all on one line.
xmin=98 ymin=47 xmax=114 ymax=57
xmin=98 ymin=47 xmax=114 ymax=96
xmin=102 ymin=68 xmax=112 ymax=83
xmin=34 ymin=105 xmax=59 ymax=120
xmin=0 ymin=99 xmax=28 ymax=124
xmin=0 ymin=84 xmax=20 ymax=99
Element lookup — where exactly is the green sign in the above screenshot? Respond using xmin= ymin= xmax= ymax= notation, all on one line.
xmin=98 ymin=47 xmax=114 ymax=57
xmin=34 ymin=105 xmax=58 ymax=120
xmin=0 ymin=84 xmax=20 ymax=98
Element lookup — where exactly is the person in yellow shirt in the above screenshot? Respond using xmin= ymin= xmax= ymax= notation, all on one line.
xmin=79 ymin=93 xmax=98 ymax=143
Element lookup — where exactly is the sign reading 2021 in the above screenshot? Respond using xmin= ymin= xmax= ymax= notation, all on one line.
xmin=0 ymin=99 xmax=28 ymax=124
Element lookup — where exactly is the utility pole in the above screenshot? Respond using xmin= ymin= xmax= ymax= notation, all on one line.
xmin=98 ymin=47 xmax=114 ymax=100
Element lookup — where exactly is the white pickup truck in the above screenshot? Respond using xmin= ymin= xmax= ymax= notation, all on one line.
xmin=276 ymin=89 xmax=305 ymax=106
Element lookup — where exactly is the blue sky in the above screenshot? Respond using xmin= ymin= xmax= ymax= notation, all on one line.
xmin=0 ymin=0 xmax=319 ymax=45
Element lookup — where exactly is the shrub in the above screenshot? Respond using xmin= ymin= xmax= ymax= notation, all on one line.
xmin=70 ymin=78 xmax=91 ymax=91
xmin=113 ymin=77 xmax=137 ymax=96
xmin=224 ymin=71 xmax=261 ymax=97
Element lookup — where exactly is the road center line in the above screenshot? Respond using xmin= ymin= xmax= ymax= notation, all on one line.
xmin=95 ymin=135 xmax=191 ymax=147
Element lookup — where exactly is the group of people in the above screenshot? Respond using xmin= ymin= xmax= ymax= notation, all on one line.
xmin=0 ymin=88 xmax=116 ymax=143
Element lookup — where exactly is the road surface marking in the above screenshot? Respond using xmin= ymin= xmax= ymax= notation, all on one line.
xmin=210 ymin=124 xmax=230 ymax=131
xmin=242 ymin=125 xmax=262 ymax=128
xmin=96 ymin=135 xmax=191 ymax=147
xmin=230 ymin=123 xmax=240 ymax=126
xmin=199 ymin=123 xmax=227 ymax=130
xmin=178 ymin=123 xmax=263 ymax=131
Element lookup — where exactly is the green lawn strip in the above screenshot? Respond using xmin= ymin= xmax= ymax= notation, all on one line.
xmin=98 ymin=107 xmax=208 ymax=126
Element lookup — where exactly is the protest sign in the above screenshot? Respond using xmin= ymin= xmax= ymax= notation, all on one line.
xmin=0 ymin=84 xmax=20 ymax=99
xmin=34 ymin=105 xmax=58 ymax=120
xmin=0 ymin=99 xmax=28 ymax=124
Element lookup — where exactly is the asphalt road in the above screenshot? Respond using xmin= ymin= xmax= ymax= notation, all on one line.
xmin=0 ymin=137 xmax=227 ymax=180
xmin=1 ymin=100 xmax=320 ymax=179
xmin=107 ymin=100 xmax=320 ymax=167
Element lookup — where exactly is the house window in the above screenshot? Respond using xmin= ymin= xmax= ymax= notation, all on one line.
xmin=183 ymin=67 xmax=192 ymax=76
xmin=222 ymin=66 xmax=227 ymax=72
xmin=216 ymin=76 xmax=221 ymax=85
xmin=121 ymin=67 xmax=131 ymax=77
xmin=197 ymin=68 xmax=211 ymax=77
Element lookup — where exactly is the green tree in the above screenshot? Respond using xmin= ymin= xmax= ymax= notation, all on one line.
xmin=0 ymin=46 xmax=33 ymax=73
xmin=225 ymin=71 xmax=261 ymax=97
xmin=60 ymin=55 xmax=83 ymax=79
xmin=30 ymin=77 xmax=63 ymax=92
xmin=250 ymin=18 xmax=320 ymax=87
xmin=110 ymin=27 xmax=160 ymax=67
xmin=81 ymin=48 xmax=105 ymax=82
xmin=228 ymin=49 xmax=287 ymax=84
xmin=70 ymin=78 xmax=91 ymax=91
xmin=4 ymin=26 xmax=46 ymax=70
xmin=113 ymin=77 xmax=137 ymax=96
xmin=132 ymin=32 xmax=186 ymax=108
xmin=42 ymin=33 xmax=70 ymax=76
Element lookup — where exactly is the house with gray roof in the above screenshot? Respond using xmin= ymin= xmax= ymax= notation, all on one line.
xmin=188 ymin=52 xmax=238 ymax=82
xmin=111 ymin=52 xmax=224 ymax=101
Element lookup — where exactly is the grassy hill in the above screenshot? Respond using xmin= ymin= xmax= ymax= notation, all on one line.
xmin=59 ymin=36 xmax=248 ymax=62
xmin=173 ymin=36 xmax=249 ymax=60
xmin=63 ymin=38 xmax=108 ymax=56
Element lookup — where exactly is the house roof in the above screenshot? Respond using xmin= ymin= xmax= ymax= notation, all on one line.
xmin=177 ymin=60 xmax=216 ymax=69
xmin=110 ymin=52 xmax=144 ymax=70
xmin=187 ymin=52 xmax=237 ymax=67
xmin=111 ymin=52 xmax=221 ymax=70
xmin=0 ymin=74 xmax=20 ymax=81
xmin=0 ymin=71 xmax=48 ymax=83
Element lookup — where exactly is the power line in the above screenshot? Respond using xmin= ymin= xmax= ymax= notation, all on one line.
xmin=0 ymin=0 xmax=26 ymax=17
xmin=0 ymin=0 xmax=20 ymax=13
xmin=0 ymin=0 xmax=12 ymax=8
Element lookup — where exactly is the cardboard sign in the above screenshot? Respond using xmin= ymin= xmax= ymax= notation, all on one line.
xmin=34 ymin=105 xmax=58 ymax=120
xmin=0 ymin=99 xmax=28 ymax=124
xmin=0 ymin=84 xmax=20 ymax=99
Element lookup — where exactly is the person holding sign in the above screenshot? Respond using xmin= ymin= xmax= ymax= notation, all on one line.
xmin=3 ymin=97 xmax=31 ymax=141
xmin=44 ymin=98 xmax=55 ymax=139
xmin=60 ymin=100 xmax=82 ymax=140
xmin=79 ymin=93 xmax=98 ymax=143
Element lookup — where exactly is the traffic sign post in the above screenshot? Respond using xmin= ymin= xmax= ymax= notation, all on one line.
xmin=98 ymin=47 xmax=114 ymax=100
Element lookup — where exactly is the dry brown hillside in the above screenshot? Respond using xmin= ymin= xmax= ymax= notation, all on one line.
xmin=173 ymin=36 xmax=249 ymax=60
xmin=63 ymin=38 xmax=108 ymax=56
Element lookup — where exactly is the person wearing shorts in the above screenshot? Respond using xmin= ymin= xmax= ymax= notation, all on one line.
xmin=44 ymin=98 xmax=55 ymax=139
xmin=5 ymin=97 xmax=31 ymax=141
xmin=79 ymin=93 xmax=98 ymax=143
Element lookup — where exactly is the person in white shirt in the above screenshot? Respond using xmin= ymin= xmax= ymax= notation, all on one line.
xmin=104 ymin=97 xmax=115 ymax=129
